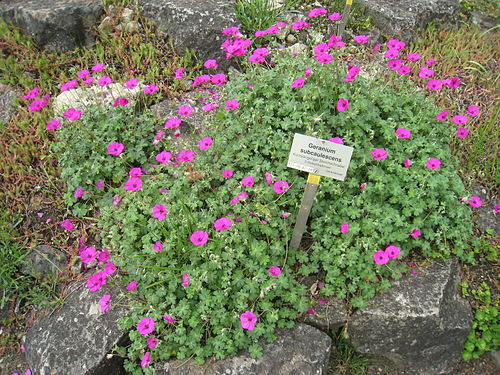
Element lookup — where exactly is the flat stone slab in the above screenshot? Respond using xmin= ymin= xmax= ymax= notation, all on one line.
xmin=299 ymin=298 xmax=348 ymax=332
xmin=20 ymin=245 xmax=67 ymax=278
xmin=0 ymin=0 xmax=104 ymax=53
xmin=350 ymin=258 xmax=472 ymax=375
xmin=155 ymin=323 xmax=332 ymax=375
xmin=0 ymin=83 xmax=19 ymax=127
xmin=25 ymin=280 xmax=129 ymax=375
xmin=357 ymin=0 xmax=461 ymax=41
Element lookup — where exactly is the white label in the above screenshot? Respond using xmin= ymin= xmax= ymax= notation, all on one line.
xmin=287 ymin=133 xmax=354 ymax=181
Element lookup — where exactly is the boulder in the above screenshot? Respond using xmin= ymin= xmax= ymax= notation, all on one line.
xmin=25 ymin=280 xmax=129 ymax=375
xmin=299 ymin=298 xmax=348 ymax=332
xmin=155 ymin=323 xmax=332 ymax=375
xmin=357 ymin=0 xmax=461 ymax=41
xmin=471 ymin=184 xmax=499 ymax=236
xmin=20 ymin=245 xmax=67 ymax=278
xmin=139 ymin=0 xmax=238 ymax=69
xmin=350 ymin=258 xmax=473 ymax=375
xmin=0 ymin=0 xmax=104 ymax=53
xmin=0 ymin=83 xmax=19 ymax=127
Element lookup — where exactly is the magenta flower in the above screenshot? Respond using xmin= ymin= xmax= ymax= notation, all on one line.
xmin=404 ymin=158 xmax=412 ymax=168
xmin=60 ymin=79 xmax=78 ymax=92
xmin=125 ymin=78 xmax=139 ymax=89
xmin=203 ymin=103 xmax=218 ymax=111
xmin=395 ymin=128 xmax=411 ymax=139
xmin=426 ymin=158 xmax=441 ymax=170
xmin=137 ymin=317 xmax=155 ymax=335
xmin=80 ymin=246 xmax=97 ymax=264
xmin=182 ymin=273 xmax=190 ymax=287
xmin=46 ymin=120 xmax=61 ymax=130
xmin=273 ymin=180 xmax=290 ymax=194
xmin=240 ymin=311 xmax=257 ymax=331
xmin=147 ymin=337 xmax=158 ymax=349
xmin=74 ymin=187 xmax=84 ymax=199
xmin=214 ymin=217 xmax=232 ymax=231
xmin=129 ymin=168 xmax=142 ymax=177
xmin=268 ymin=266 xmax=281 ymax=276
xmin=387 ymin=39 xmax=406 ymax=50
xmin=468 ymin=196 xmax=482 ymax=208
xmin=95 ymin=179 xmax=104 ymax=188
xmin=178 ymin=105 xmax=194 ymax=117
xmin=406 ymin=52 xmax=420 ymax=61
xmin=127 ymin=281 xmax=138 ymax=291
xmin=64 ymin=108 xmax=82 ymax=121
xmin=124 ymin=177 xmax=142 ymax=191
xmin=174 ymin=68 xmax=184 ymax=79
xmin=452 ymin=115 xmax=468 ymax=125
xmin=177 ymin=150 xmax=194 ymax=162
xmin=328 ymin=137 xmax=344 ymax=144
xmin=328 ymin=12 xmax=342 ymax=21
xmin=193 ymin=74 xmax=211 ymax=86
xmin=291 ymin=77 xmax=305 ymax=88
xmin=140 ymin=352 xmax=151 ymax=369
xmin=190 ymin=231 xmax=209 ymax=246
xmin=360 ymin=183 xmax=366 ymax=189
xmin=112 ymin=97 xmax=129 ymax=107
xmin=373 ymin=250 xmax=389 ymax=265
xmin=418 ymin=67 xmax=434 ymax=78
xmin=426 ymin=59 xmax=436 ymax=65
xmin=153 ymin=241 xmax=164 ymax=252
xmin=152 ymin=204 xmax=167 ymax=220
xmin=265 ymin=172 xmax=273 ymax=185
xmin=198 ymin=137 xmax=213 ymax=150
xmin=164 ymin=117 xmax=182 ymax=129
xmin=449 ymin=77 xmax=461 ymax=88
xmin=436 ymin=111 xmax=448 ymax=121
xmin=91 ymin=63 xmax=105 ymax=72
xmin=203 ymin=59 xmax=218 ymax=68
xmin=28 ymin=98 xmax=48 ymax=112
xmin=386 ymin=245 xmax=400 ymax=259
xmin=410 ymin=229 xmax=421 ymax=238
xmin=82 ymin=76 xmax=94 ymax=85
xmin=225 ymin=99 xmax=240 ymax=110
xmin=241 ymin=176 xmax=255 ymax=186
xmin=104 ymin=262 xmax=116 ymax=275
xmin=222 ymin=169 xmax=233 ymax=178
xmin=144 ymin=84 xmax=159 ymax=94
xmin=23 ymin=87 xmax=40 ymax=99
xmin=427 ymin=79 xmax=442 ymax=90
xmin=314 ymin=43 xmax=329 ymax=55
xmin=384 ymin=49 xmax=400 ymax=59
xmin=156 ymin=151 xmax=172 ymax=164
xmin=100 ymin=294 xmax=111 ymax=312
xmin=99 ymin=249 xmax=110 ymax=263
xmin=163 ymin=314 xmax=175 ymax=324
xmin=97 ymin=76 xmax=112 ymax=86
xmin=387 ymin=59 xmax=403 ymax=70
xmin=315 ymin=53 xmax=333 ymax=64
xmin=456 ymin=128 xmax=469 ymax=138
xmin=466 ymin=105 xmax=480 ymax=117
xmin=398 ymin=66 xmax=411 ymax=75
xmin=60 ymin=219 xmax=74 ymax=231
xmin=337 ymin=98 xmax=349 ymax=112
xmin=305 ymin=67 xmax=312 ymax=77
xmin=107 ymin=142 xmax=125 ymax=156
xmin=371 ymin=148 xmax=387 ymax=161
xmin=86 ymin=272 xmax=107 ymax=292
xmin=353 ymin=35 xmax=369 ymax=44
xmin=308 ymin=8 xmax=327 ymax=17
xmin=211 ymin=73 xmax=227 ymax=86
xmin=340 ymin=222 xmax=349 ymax=234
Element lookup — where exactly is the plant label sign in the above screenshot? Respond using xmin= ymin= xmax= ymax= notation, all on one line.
xmin=287 ymin=133 xmax=354 ymax=181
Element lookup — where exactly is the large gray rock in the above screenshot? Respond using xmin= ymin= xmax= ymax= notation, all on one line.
xmin=139 ymin=0 xmax=238 ymax=69
xmin=357 ymin=0 xmax=461 ymax=41
xmin=471 ymin=184 xmax=499 ymax=236
xmin=155 ymin=323 xmax=332 ymax=374
xmin=20 ymin=245 xmax=67 ymax=278
xmin=299 ymin=298 xmax=348 ymax=332
xmin=350 ymin=258 xmax=473 ymax=375
xmin=25 ymin=281 xmax=129 ymax=375
xmin=0 ymin=83 xmax=19 ymax=127
xmin=0 ymin=0 xmax=104 ymax=53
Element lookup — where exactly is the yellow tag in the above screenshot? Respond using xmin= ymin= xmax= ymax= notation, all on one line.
xmin=307 ymin=174 xmax=321 ymax=185
xmin=346 ymin=0 xmax=353 ymax=4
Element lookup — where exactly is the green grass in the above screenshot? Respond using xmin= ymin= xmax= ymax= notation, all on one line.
xmin=329 ymin=329 xmax=369 ymax=375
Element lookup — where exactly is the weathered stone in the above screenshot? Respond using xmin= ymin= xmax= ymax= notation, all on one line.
xmin=299 ymin=298 xmax=348 ymax=332
xmin=98 ymin=15 xmax=113 ymax=33
xmin=25 ymin=280 xmax=129 ymax=375
xmin=20 ymin=245 xmax=67 ymax=278
xmin=357 ymin=0 xmax=461 ymax=41
xmin=0 ymin=0 xmax=104 ymax=53
xmin=350 ymin=258 xmax=473 ymax=375
xmin=139 ymin=0 xmax=238 ymax=70
xmin=0 ymin=83 xmax=19 ymax=127
xmin=155 ymin=323 xmax=332 ymax=375
xmin=471 ymin=184 xmax=499 ymax=235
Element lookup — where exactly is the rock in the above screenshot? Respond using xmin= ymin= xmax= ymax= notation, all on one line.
xmin=282 ymin=43 xmax=308 ymax=56
xmin=139 ymin=0 xmax=239 ymax=70
xmin=25 ymin=280 xmax=129 ymax=375
xmin=124 ymin=21 xmax=141 ymax=33
xmin=120 ymin=7 xmax=134 ymax=24
xmin=471 ymin=11 xmax=499 ymax=31
xmin=350 ymin=258 xmax=473 ymax=375
xmin=471 ymin=184 xmax=499 ymax=235
xmin=356 ymin=0 xmax=461 ymax=41
xmin=20 ymin=245 xmax=67 ymax=278
xmin=0 ymin=0 xmax=104 ymax=53
xmin=155 ymin=323 xmax=332 ymax=375
xmin=299 ymin=298 xmax=348 ymax=332
xmin=0 ymin=83 xmax=19 ymax=127
xmin=98 ymin=15 xmax=113 ymax=33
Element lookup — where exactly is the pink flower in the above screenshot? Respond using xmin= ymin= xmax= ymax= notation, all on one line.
xmin=291 ymin=77 xmax=305 ymax=88
xmin=107 ymin=142 xmax=125 ymax=156
xmin=104 ymin=262 xmax=116 ymax=275
xmin=74 ymin=187 xmax=84 ymax=199
xmin=60 ymin=219 xmax=74 ymax=231
xmin=308 ymin=8 xmax=328 ymax=17
xmin=28 ymin=98 xmax=48 ymax=112
xmin=328 ymin=137 xmax=344 ymax=144
xmin=112 ymin=196 xmax=123 ymax=206
xmin=190 ymin=231 xmax=209 ymax=246
xmin=198 ymin=137 xmax=213 ymax=150
xmin=396 ymin=128 xmax=411 ymax=139
xmin=387 ymin=59 xmax=403 ymax=70
xmin=265 ymin=172 xmax=273 ymax=185
xmin=164 ymin=117 xmax=182 ymax=129
xmin=436 ymin=111 xmax=448 ymax=121
xmin=214 ymin=217 xmax=232 ymax=231
xmin=144 ymin=84 xmax=159 ymax=94
xmin=373 ymin=250 xmax=389 ymax=265
xmin=174 ymin=68 xmax=184 ymax=79
xmin=100 ymin=294 xmax=111 ymax=312
xmin=426 ymin=158 xmax=441 ymax=170
xmin=124 ymin=78 xmax=139 ymax=89
xmin=86 ymin=272 xmax=107 ymax=292
xmin=222 ymin=169 xmax=233 ymax=178
xmin=203 ymin=103 xmax=218 ymax=111
xmin=406 ymin=52 xmax=420 ymax=61
xmin=23 ymin=87 xmax=39 ymax=99
xmin=384 ymin=49 xmax=400 ymax=59
xmin=313 ymin=43 xmax=329 ymax=55
xmin=418 ymin=67 xmax=434 ymax=78
xmin=112 ymin=97 xmax=129 ymax=107
xmin=177 ymin=150 xmax=194 ymax=162
xmin=404 ymin=158 xmax=412 ymax=168
xmin=456 ymin=128 xmax=469 ymax=138
xmin=397 ymin=66 xmax=411 ymax=75
xmin=387 ymin=39 xmax=406 ymax=50
xmin=97 ymin=76 xmax=112 ymax=86
xmin=63 ymin=108 xmax=82 ymax=121
xmin=466 ymin=105 xmax=480 ymax=117
xmin=340 ymin=222 xmax=349 ymax=234
xmin=240 ymin=311 xmax=257 ymax=331
xmin=410 ymin=228 xmax=421 ymax=238
xmin=147 ymin=337 xmax=158 ymax=349
xmin=127 ymin=281 xmax=138 ymax=291
xmin=292 ymin=20 xmax=311 ymax=31
xmin=426 ymin=59 xmax=436 ymax=65
xmin=268 ymin=266 xmax=281 ymax=276
xmin=386 ymin=245 xmax=400 ymax=259
xmin=337 ymin=98 xmax=349 ymax=112
xmin=222 ymin=26 xmax=239 ymax=35
xmin=178 ymin=105 xmax=194 ymax=117
xmin=46 ymin=120 xmax=61 ymax=130
xmin=328 ymin=13 xmax=342 ymax=21
xmin=137 ymin=317 xmax=155 ymax=335
xmin=353 ymin=35 xmax=369 ymax=44
xmin=273 ymin=180 xmax=289 ymax=194
xmin=124 ymin=177 xmax=142 ymax=191
xmin=225 ymin=99 xmax=240 ymax=110
xmin=305 ymin=67 xmax=312 ymax=77
xmin=129 ymin=168 xmax=142 ymax=177
xmin=203 ymin=59 xmax=218 ymax=68
xmin=315 ymin=53 xmax=333 ymax=64
xmin=156 ymin=151 xmax=172 ymax=164
xmin=182 ymin=273 xmax=190 ymax=287
xmin=281 ymin=212 xmax=290 ymax=218
xmin=449 ymin=77 xmax=461 ymax=89
xmin=60 ymin=79 xmax=78 ymax=92
xmin=249 ymin=54 xmax=265 ymax=63
xmin=211 ymin=73 xmax=227 ymax=86
xmin=99 ymin=249 xmax=110 ymax=264
xmin=452 ymin=115 xmax=468 ymax=125
xmin=80 ymin=246 xmax=97 ymax=264
xmin=241 ymin=176 xmax=255 ymax=186
xmin=495 ymin=205 xmax=500 ymax=213
xmin=91 ymin=63 xmax=105 ymax=72
xmin=360 ymin=183 xmax=366 ymax=189
xmin=82 ymin=76 xmax=94 ymax=85
xmin=140 ymin=352 xmax=151 ymax=369
xmin=468 ymin=196 xmax=482 ymax=208
xmin=152 ymin=204 xmax=167 ymax=220
xmin=427 ymin=79 xmax=442 ymax=90
xmin=371 ymin=148 xmax=387 ymax=161
xmin=163 ymin=314 xmax=175 ymax=324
